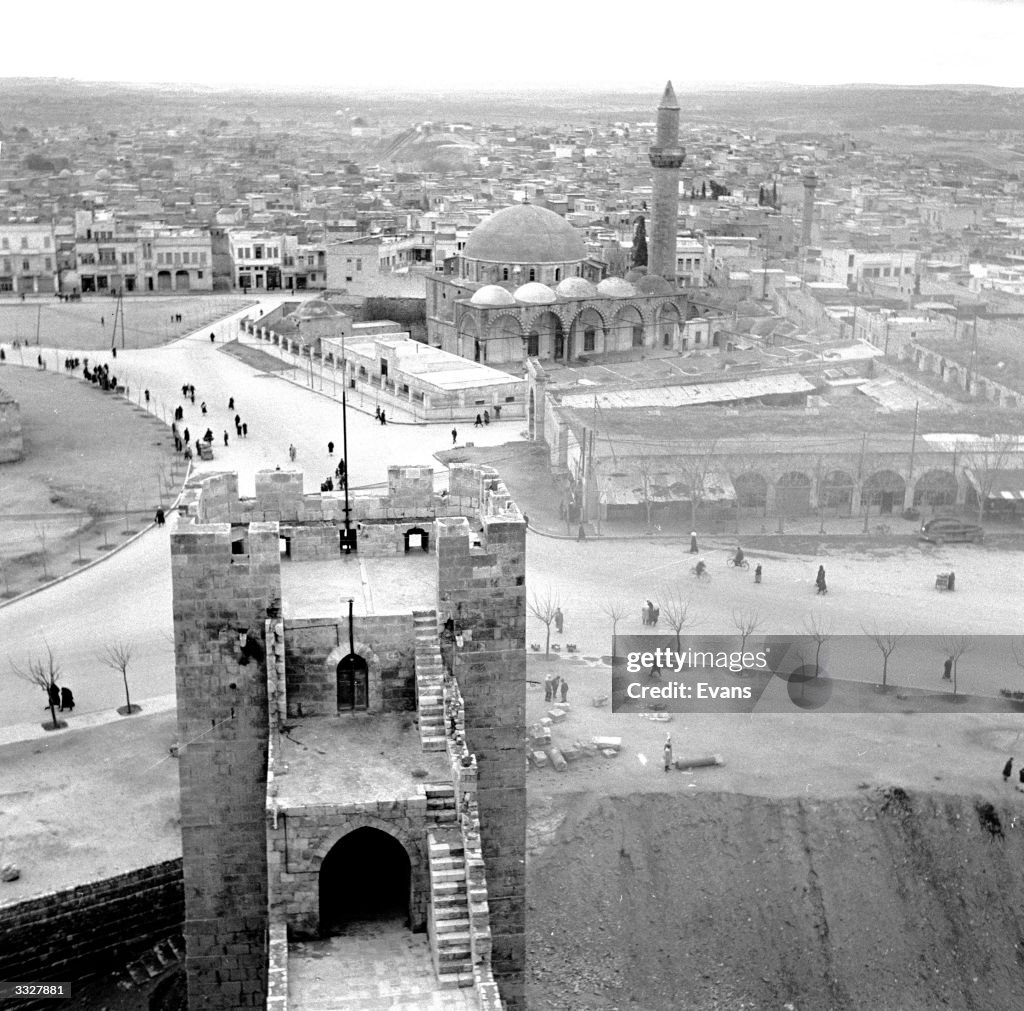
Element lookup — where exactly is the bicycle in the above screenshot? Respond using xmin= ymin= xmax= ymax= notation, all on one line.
xmin=690 ymin=566 xmax=712 ymax=582
xmin=726 ymin=557 xmax=750 ymax=570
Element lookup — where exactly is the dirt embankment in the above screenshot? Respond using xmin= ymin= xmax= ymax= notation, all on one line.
xmin=527 ymin=789 xmax=1024 ymax=1011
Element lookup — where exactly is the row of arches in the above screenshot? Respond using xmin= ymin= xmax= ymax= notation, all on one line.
xmin=458 ymin=301 xmax=687 ymax=364
xmin=732 ymin=467 xmax=959 ymax=515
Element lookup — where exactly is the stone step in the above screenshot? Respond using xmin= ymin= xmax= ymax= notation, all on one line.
xmin=429 ymin=841 xmax=464 ymax=857
xmin=430 ymin=856 xmax=465 ymax=872
xmin=421 ymin=737 xmax=447 ymax=752
xmin=435 ymin=915 xmax=471 ymax=933
xmin=432 ymin=879 xmax=467 ymax=897
xmin=433 ymin=904 xmax=468 ymax=921
xmin=426 ymin=784 xmax=455 ymax=797
xmin=431 ymin=868 xmax=466 ymax=884
xmin=436 ymin=967 xmax=475 ymax=989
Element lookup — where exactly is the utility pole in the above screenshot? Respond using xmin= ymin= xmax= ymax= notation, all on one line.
xmin=908 ymin=400 xmax=919 ymax=513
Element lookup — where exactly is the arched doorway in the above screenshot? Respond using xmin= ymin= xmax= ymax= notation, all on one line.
xmin=776 ymin=471 xmax=811 ymax=515
xmin=819 ymin=470 xmax=856 ymax=516
xmin=733 ymin=471 xmax=768 ymax=515
xmin=319 ymin=827 xmax=411 ymax=934
xmin=337 ymin=653 xmax=368 ymax=711
xmin=863 ymin=469 xmax=906 ymax=515
xmin=913 ymin=469 xmax=957 ymax=509
xmin=157 ymin=270 xmax=172 ymax=290
xmin=175 ymin=269 xmax=190 ymax=290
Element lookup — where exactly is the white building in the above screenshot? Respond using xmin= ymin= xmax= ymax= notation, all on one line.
xmin=0 ymin=222 xmax=58 ymax=294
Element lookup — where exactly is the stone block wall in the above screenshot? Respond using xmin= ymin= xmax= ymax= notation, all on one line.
xmin=387 ymin=464 xmax=434 ymax=511
xmin=266 ymin=803 xmax=430 ymax=938
xmin=0 ymin=859 xmax=183 ymax=989
xmin=0 ymin=388 xmax=23 ymax=463
xmin=172 ymin=515 xmax=282 ymax=1010
xmin=284 ymin=614 xmax=416 ymax=717
xmin=435 ymin=474 xmax=527 ymax=1010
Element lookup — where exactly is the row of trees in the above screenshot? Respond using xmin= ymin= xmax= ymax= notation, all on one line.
xmin=9 ymin=640 xmax=141 ymax=730
xmin=529 ymin=586 xmax=1018 ymax=698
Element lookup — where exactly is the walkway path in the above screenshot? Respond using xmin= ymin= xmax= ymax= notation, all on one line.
xmin=288 ymin=921 xmax=479 ymax=1011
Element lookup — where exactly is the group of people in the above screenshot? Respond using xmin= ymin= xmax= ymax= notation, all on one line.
xmin=83 ymin=360 xmax=118 ymax=392
xmin=543 ymin=672 xmax=569 ymax=703
xmin=473 ymin=410 xmax=491 ymax=428
xmin=373 ymin=406 xmax=388 ymax=425
xmin=1002 ymin=757 xmax=1024 ymax=791
xmin=641 ymin=600 xmax=660 ymax=625
xmin=45 ymin=683 xmax=75 ymax=712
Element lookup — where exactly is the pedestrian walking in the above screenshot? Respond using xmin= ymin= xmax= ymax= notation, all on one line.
xmin=228 ymin=397 xmax=235 ymax=410
xmin=690 ymin=531 xmax=698 ymax=553
xmin=242 ymin=422 xmax=248 ymax=437
xmin=451 ymin=427 xmax=458 ymax=445
xmin=60 ymin=686 xmax=75 ymax=712
xmin=201 ymin=401 xmax=207 ymax=415
xmin=815 ymin=565 xmax=827 ymax=595
xmin=47 ymin=683 xmax=61 ymax=710
xmin=223 ymin=431 xmax=229 ymax=447
xmin=544 ymin=673 xmax=554 ymax=702
xmin=554 ymin=607 xmax=564 ymax=634
xmin=210 ymin=332 xmax=216 ymax=342
xmin=289 ymin=444 xmax=297 ymax=462
xmin=328 ymin=441 xmax=334 ymax=456
xmin=375 ymin=406 xmax=382 ymax=422
xmin=183 ymin=427 xmax=190 ymax=444
xmin=111 ymin=346 xmax=117 ymax=358
xmin=155 ymin=507 xmax=166 ymax=527
xmin=190 ymin=390 xmax=195 ymax=404
xmin=754 ymin=563 xmax=762 ymax=584
xmin=379 ymin=410 xmax=386 ymax=425
xmin=1003 ymin=757 xmax=1014 ymax=782
xmin=474 ymin=414 xmax=483 ymax=428
xmin=663 ymin=734 xmax=673 ymax=772
xmin=943 ymin=657 xmax=953 ymax=681
xmin=144 ymin=389 xmax=150 ymax=404
xmin=184 ymin=444 xmax=193 ymax=461
xmin=559 ymin=678 xmax=568 ymax=703
xmin=550 ymin=675 xmax=561 ymax=702
xmin=483 ymin=409 xmax=490 ymax=425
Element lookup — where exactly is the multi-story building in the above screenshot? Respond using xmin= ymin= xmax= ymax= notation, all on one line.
xmin=819 ymin=245 xmax=918 ymax=292
xmin=0 ymin=222 xmax=59 ymax=294
xmin=281 ymin=236 xmax=327 ymax=291
xmin=229 ymin=230 xmax=283 ymax=290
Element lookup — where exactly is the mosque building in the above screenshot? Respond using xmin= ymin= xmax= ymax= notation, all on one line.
xmin=425 ymin=84 xmax=696 ymax=366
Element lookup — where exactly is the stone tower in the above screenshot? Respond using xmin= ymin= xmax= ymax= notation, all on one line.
xmin=437 ymin=467 xmax=527 ymax=1009
xmin=801 ymin=171 xmax=819 ymax=248
xmin=172 ymin=476 xmax=283 ymax=1009
xmin=648 ymin=80 xmax=685 ymax=282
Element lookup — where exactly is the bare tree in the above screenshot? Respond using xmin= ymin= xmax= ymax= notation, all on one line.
xmin=633 ymin=453 xmax=658 ymax=530
xmin=100 ymin=640 xmax=141 ymax=715
xmin=962 ymin=433 xmax=1023 ymax=523
xmin=677 ymin=439 xmax=720 ymax=527
xmin=731 ymin=608 xmax=764 ymax=655
xmin=118 ymin=478 xmax=135 ymax=534
xmin=803 ymin=612 xmax=834 ymax=679
xmin=528 ymin=587 xmax=560 ymax=657
xmin=861 ymin=624 xmax=905 ymax=688
xmin=941 ymin=635 xmax=974 ymax=696
xmin=33 ymin=522 xmax=50 ymax=580
xmin=10 ymin=643 xmax=64 ymax=730
xmin=600 ymin=599 xmax=630 ymax=657
xmin=659 ymin=587 xmax=696 ymax=652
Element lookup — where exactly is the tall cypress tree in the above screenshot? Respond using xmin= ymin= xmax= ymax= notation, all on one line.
xmin=631 ymin=215 xmax=648 ymax=268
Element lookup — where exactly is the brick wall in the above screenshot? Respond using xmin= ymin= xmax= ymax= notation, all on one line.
xmin=436 ymin=470 xmax=527 ymax=1010
xmin=172 ymin=517 xmax=282 ymax=1009
xmin=0 ymin=859 xmax=183 ymax=987
xmin=284 ymin=614 xmax=416 ymax=716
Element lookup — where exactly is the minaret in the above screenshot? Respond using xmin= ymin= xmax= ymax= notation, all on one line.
xmin=648 ymin=80 xmax=685 ymax=282
xmin=801 ymin=171 xmax=819 ymax=248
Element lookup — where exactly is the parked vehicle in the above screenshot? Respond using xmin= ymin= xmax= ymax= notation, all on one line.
xmin=919 ymin=517 xmax=984 ymax=544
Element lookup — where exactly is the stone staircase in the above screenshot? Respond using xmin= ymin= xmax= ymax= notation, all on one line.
xmin=428 ymin=832 xmax=474 ymax=989
xmin=413 ymin=609 xmax=447 ymax=752
xmin=425 ymin=782 xmax=458 ymax=824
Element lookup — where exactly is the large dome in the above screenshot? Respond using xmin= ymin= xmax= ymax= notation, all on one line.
xmin=597 ymin=277 xmax=637 ymax=298
xmin=513 ymin=282 xmax=557 ymax=305
xmin=464 ymin=203 xmax=587 ymax=265
xmin=555 ymin=277 xmax=598 ymax=299
xmin=470 ymin=284 xmax=517 ymax=307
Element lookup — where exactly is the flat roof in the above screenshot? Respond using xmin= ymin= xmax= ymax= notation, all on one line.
xmin=560 ymin=372 xmax=813 ymax=410
xmin=274 ymin=713 xmax=451 ymax=810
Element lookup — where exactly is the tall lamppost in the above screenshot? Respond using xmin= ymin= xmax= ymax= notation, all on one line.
xmin=339 ymin=330 xmax=356 ymax=553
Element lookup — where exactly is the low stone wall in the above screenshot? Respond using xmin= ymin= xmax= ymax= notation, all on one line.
xmin=0 ymin=859 xmax=184 ymax=988
xmin=0 ymin=386 xmax=24 ymax=463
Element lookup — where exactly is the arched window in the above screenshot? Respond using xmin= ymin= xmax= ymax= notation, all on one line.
xmin=529 ymin=268 xmax=536 ymax=282
xmin=502 ymin=267 xmax=509 ymax=281
xmin=555 ymin=267 xmax=561 ymax=282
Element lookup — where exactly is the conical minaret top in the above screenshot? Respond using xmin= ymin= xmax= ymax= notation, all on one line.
xmin=659 ymin=80 xmax=679 ymax=110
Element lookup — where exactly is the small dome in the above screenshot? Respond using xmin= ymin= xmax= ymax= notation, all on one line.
xmin=514 ymin=282 xmax=557 ymax=305
xmin=555 ymin=276 xmax=598 ymax=299
xmin=596 ymin=277 xmax=636 ymax=297
xmin=624 ymin=267 xmax=648 ymax=283
xmin=95 ymin=168 xmax=111 ymax=181
xmin=465 ymin=203 xmax=587 ymax=264
xmin=58 ymin=168 xmax=73 ymax=178
xmin=470 ymin=284 xmax=517 ymax=307
xmin=289 ymin=298 xmax=343 ymax=319
xmin=636 ymin=274 xmax=674 ymax=295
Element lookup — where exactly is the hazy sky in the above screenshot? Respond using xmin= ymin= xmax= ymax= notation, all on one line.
xmin=6 ymin=0 xmax=1024 ymax=92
